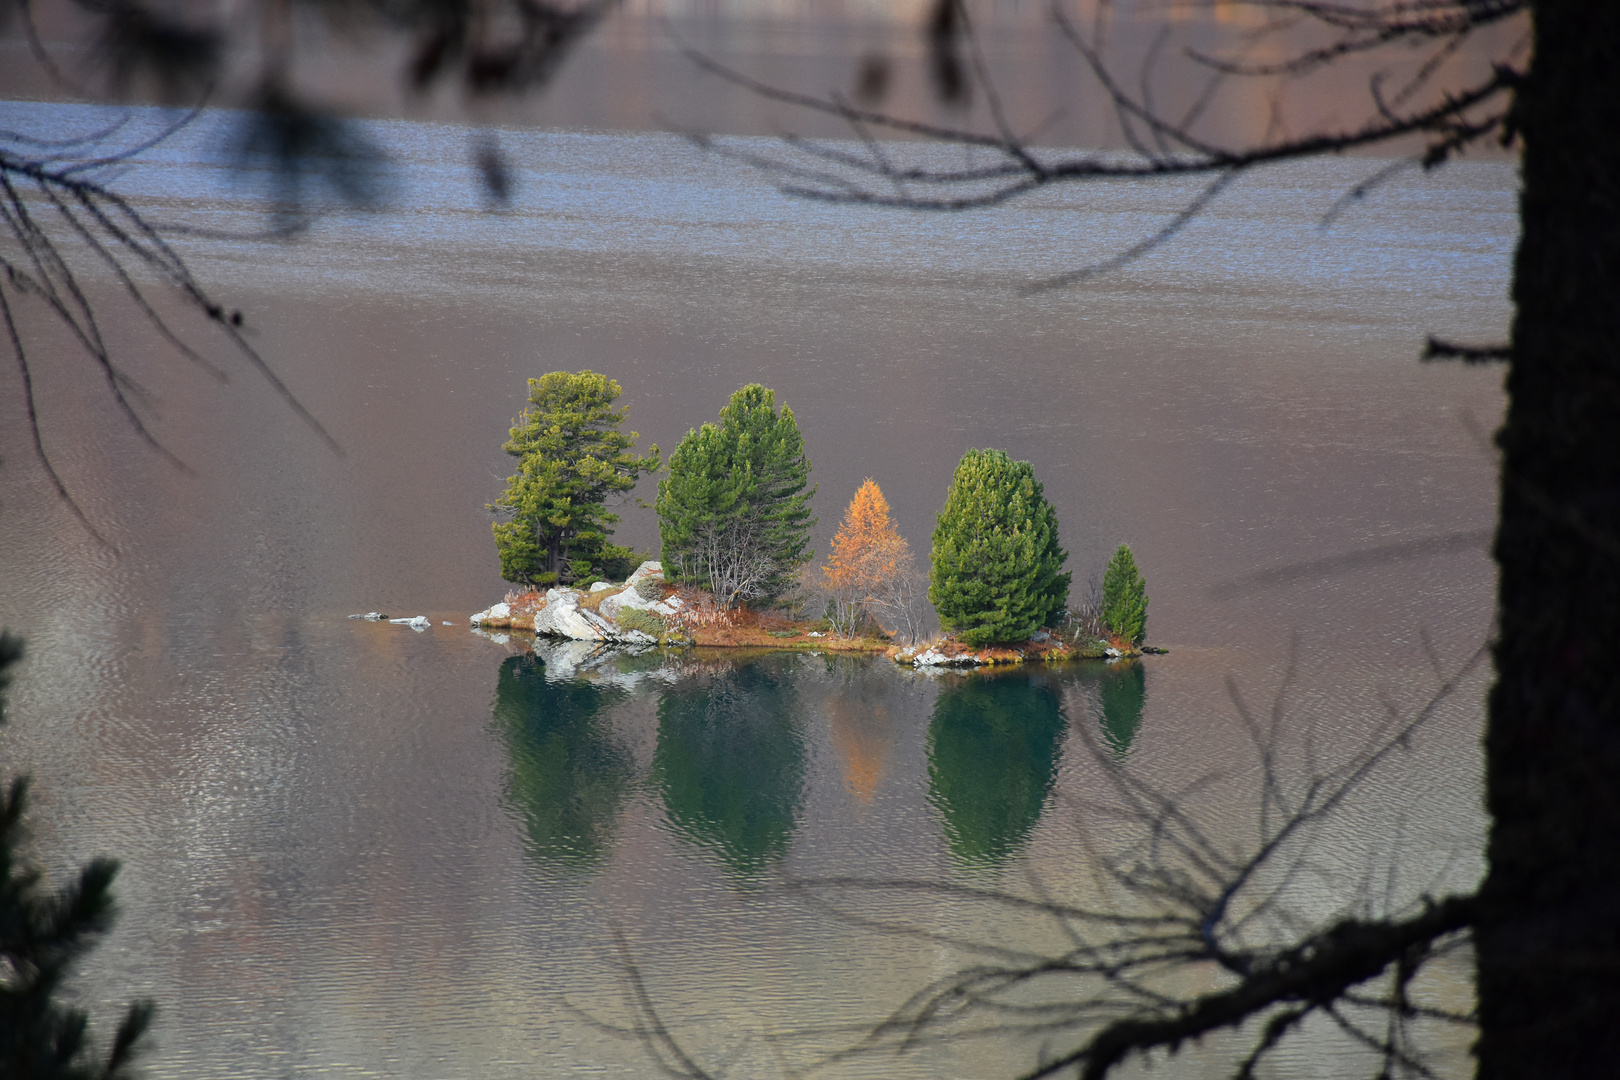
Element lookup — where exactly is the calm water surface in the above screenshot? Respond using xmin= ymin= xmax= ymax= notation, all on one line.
xmin=0 ymin=98 xmax=1511 ymax=1077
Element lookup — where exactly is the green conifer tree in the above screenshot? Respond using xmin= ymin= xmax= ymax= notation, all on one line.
xmin=655 ymin=384 xmax=816 ymax=607
xmin=928 ymin=448 xmax=1070 ymax=647
xmin=1 ymin=633 xmax=154 ymax=1079
xmin=490 ymin=371 xmax=660 ymax=588
xmin=1100 ymin=543 xmax=1149 ymax=646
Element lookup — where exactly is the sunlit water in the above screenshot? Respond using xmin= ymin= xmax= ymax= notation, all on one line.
xmin=0 ymin=97 xmax=1511 ymax=1077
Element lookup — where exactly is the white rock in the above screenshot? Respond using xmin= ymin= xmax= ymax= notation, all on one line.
xmin=470 ymin=601 xmax=511 ymax=626
xmin=913 ymin=647 xmax=982 ymax=667
xmin=599 ymin=588 xmax=652 ymax=621
xmin=626 ymin=560 xmax=663 ymax=586
xmin=589 ymin=581 xmax=615 ymax=592
xmin=532 ymin=590 xmax=602 ymax=640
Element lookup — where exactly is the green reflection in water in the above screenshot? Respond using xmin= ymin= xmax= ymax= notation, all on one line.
xmin=1098 ymin=660 xmax=1147 ymax=758
xmin=654 ymin=657 xmax=806 ymax=876
xmin=927 ymin=674 xmax=1066 ymax=869
xmin=492 ymin=654 xmax=634 ymax=871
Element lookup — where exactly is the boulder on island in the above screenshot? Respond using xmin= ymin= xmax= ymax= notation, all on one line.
xmin=470 ymin=563 xmax=678 ymax=644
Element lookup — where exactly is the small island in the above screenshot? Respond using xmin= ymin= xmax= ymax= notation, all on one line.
xmin=472 ymin=373 xmax=1159 ymax=669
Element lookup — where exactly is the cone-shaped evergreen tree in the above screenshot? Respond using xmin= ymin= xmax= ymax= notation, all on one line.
xmin=929 ymin=449 xmax=1070 ymax=647
xmin=656 ymin=384 xmax=816 ymax=606
xmin=1100 ymin=543 xmax=1149 ymax=646
xmin=490 ymin=371 xmax=660 ymax=588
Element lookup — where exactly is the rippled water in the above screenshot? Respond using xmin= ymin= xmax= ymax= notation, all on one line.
xmin=0 ymin=95 xmax=1510 ymax=1077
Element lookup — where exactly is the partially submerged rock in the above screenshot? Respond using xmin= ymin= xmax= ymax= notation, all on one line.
xmin=471 ymin=561 xmax=676 ymax=644
xmin=893 ymin=635 xmax=1076 ymax=669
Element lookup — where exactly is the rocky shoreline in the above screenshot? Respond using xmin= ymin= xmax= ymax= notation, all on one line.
xmin=472 ymin=561 xmax=679 ymax=644
xmin=466 ymin=561 xmax=1157 ymax=669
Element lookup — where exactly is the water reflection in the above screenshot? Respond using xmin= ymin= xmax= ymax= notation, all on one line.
xmin=1098 ymin=660 xmax=1148 ymax=758
xmin=492 ymin=653 xmax=635 ymax=871
xmin=654 ymin=656 xmax=807 ymax=876
xmin=927 ymin=673 xmax=1066 ymax=869
xmin=823 ymin=661 xmax=897 ymax=806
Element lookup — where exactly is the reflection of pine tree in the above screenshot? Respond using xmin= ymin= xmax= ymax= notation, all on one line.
xmin=492 ymin=654 xmax=634 ymax=870
xmin=1098 ymin=661 xmax=1147 ymax=758
xmin=926 ymin=675 xmax=1065 ymax=868
xmin=1 ymin=633 xmax=154 ymax=1078
xmin=653 ymin=658 xmax=805 ymax=876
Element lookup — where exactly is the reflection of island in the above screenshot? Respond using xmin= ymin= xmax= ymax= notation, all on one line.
xmin=492 ymin=654 xmax=634 ymax=871
xmin=927 ymin=675 xmax=1066 ymax=868
xmin=1098 ymin=660 xmax=1148 ymax=757
xmin=654 ymin=657 xmax=806 ymax=876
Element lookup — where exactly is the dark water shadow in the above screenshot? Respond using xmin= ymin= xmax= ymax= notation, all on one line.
xmin=492 ymin=653 xmax=635 ymax=872
xmin=653 ymin=654 xmax=807 ymax=879
xmin=927 ymin=671 xmax=1067 ymax=870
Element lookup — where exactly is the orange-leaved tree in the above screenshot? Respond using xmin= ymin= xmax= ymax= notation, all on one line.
xmin=822 ymin=479 xmax=924 ymax=642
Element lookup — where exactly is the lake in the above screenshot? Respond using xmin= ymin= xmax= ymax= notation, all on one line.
xmin=0 ymin=88 xmax=1510 ymax=1078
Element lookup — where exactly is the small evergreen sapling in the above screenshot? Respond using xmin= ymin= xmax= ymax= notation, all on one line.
xmin=1101 ymin=543 xmax=1150 ymax=646
xmin=928 ymin=449 xmax=1070 ymax=647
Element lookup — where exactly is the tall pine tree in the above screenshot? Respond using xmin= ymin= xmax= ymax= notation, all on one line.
xmin=490 ymin=371 xmax=659 ymax=588
xmin=929 ymin=448 xmax=1069 ymax=647
xmin=656 ymin=384 xmax=815 ymax=607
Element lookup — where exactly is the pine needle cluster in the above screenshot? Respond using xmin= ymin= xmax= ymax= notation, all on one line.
xmin=1 ymin=633 xmax=155 ymax=1079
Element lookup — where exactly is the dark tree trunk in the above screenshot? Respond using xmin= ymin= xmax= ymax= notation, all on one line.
xmin=1476 ymin=1 xmax=1620 ymax=1072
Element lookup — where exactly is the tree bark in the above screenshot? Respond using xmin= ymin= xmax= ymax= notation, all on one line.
xmin=1477 ymin=1 xmax=1620 ymax=1072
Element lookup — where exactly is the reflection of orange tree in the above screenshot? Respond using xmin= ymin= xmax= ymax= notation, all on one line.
xmin=822 ymin=479 xmax=926 ymax=644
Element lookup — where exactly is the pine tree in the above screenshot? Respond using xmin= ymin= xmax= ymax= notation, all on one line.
xmin=1100 ymin=543 xmax=1149 ymax=647
xmin=1 ymin=632 xmax=154 ymax=1079
xmin=490 ymin=371 xmax=659 ymax=589
xmin=656 ymin=384 xmax=816 ymax=607
xmin=928 ymin=448 xmax=1070 ymax=647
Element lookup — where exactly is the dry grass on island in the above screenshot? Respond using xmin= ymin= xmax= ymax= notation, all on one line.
xmin=473 ymin=563 xmax=1146 ymax=668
